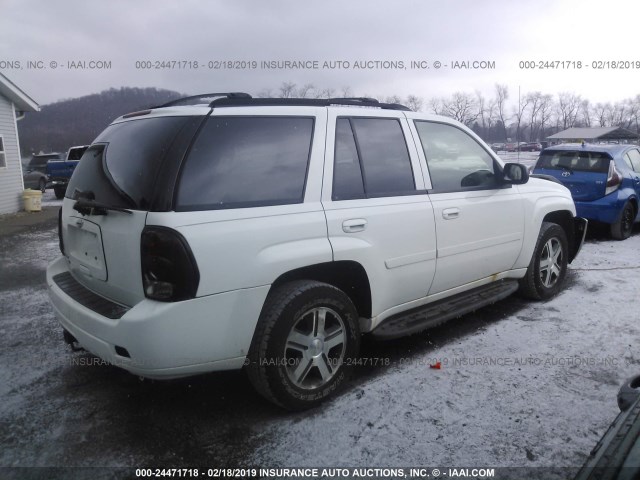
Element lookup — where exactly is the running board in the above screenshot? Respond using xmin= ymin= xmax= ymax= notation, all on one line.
xmin=371 ymin=280 xmax=519 ymax=340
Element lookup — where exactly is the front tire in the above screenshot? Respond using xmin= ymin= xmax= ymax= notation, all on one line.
xmin=246 ymin=280 xmax=360 ymax=411
xmin=519 ymin=222 xmax=569 ymax=300
xmin=610 ymin=202 xmax=635 ymax=240
xmin=54 ymin=185 xmax=66 ymax=199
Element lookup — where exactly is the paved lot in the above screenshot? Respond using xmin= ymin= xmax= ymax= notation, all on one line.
xmin=0 ymin=190 xmax=639 ymax=479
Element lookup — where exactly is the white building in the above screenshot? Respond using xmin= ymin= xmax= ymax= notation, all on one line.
xmin=0 ymin=73 xmax=39 ymax=214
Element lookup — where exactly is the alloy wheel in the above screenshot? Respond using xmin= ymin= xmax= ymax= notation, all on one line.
xmin=539 ymin=237 xmax=563 ymax=288
xmin=284 ymin=307 xmax=346 ymax=390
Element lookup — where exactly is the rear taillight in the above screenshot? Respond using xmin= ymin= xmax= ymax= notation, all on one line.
xmin=605 ymin=161 xmax=622 ymax=195
xmin=141 ymin=226 xmax=200 ymax=302
xmin=58 ymin=207 xmax=64 ymax=255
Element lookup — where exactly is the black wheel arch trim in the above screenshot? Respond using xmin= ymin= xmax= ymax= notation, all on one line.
xmin=570 ymin=217 xmax=588 ymax=263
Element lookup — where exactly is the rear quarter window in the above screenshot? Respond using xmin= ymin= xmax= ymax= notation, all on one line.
xmin=537 ymin=150 xmax=611 ymax=173
xmin=176 ymin=116 xmax=314 ymax=211
xmin=67 ymin=147 xmax=88 ymax=160
xmin=67 ymin=116 xmax=193 ymax=209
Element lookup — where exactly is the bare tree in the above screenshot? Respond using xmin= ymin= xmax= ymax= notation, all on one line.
xmin=475 ymin=91 xmax=490 ymax=139
xmin=385 ymin=95 xmax=403 ymax=104
xmin=513 ymin=91 xmax=530 ymax=143
xmin=278 ymin=82 xmax=297 ymax=98
xmin=621 ymin=96 xmax=640 ymax=130
xmin=315 ymin=87 xmax=335 ymax=99
xmin=297 ymin=83 xmax=315 ymax=98
xmin=440 ymin=92 xmax=479 ymax=126
xmin=538 ymin=94 xmax=554 ymax=139
xmin=340 ymin=86 xmax=353 ymax=97
xmin=526 ymin=92 xmax=545 ymax=141
xmin=406 ymin=95 xmax=423 ymax=112
xmin=629 ymin=95 xmax=640 ymax=133
xmin=428 ymin=98 xmax=444 ymax=115
xmin=495 ymin=84 xmax=509 ymax=141
xmin=603 ymin=103 xmax=617 ymax=126
xmin=579 ymin=99 xmax=591 ymax=127
xmin=592 ymin=103 xmax=608 ymax=127
xmin=605 ymin=102 xmax=627 ymax=127
xmin=556 ymin=92 xmax=581 ymax=129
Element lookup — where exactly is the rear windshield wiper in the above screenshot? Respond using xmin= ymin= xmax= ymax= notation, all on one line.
xmin=73 ymin=198 xmax=132 ymax=216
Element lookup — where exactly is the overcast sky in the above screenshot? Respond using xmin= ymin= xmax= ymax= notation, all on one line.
xmin=2 ymin=0 xmax=640 ymax=108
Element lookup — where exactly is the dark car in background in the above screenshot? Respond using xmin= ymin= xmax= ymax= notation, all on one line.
xmin=519 ymin=142 xmax=542 ymax=152
xmin=505 ymin=142 xmax=518 ymax=152
xmin=46 ymin=145 xmax=89 ymax=198
xmin=22 ymin=153 xmax=63 ymax=192
xmin=532 ymin=144 xmax=640 ymax=240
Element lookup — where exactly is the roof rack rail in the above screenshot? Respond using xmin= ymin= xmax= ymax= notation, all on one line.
xmin=207 ymin=97 xmax=411 ymax=111
xmin=156 ymin=92 xmax=252 ymax=108
xmin=328 ymin=97 xmax=379 ymax=104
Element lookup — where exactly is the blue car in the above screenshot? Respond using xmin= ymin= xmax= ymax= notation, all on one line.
xmin=532 ymin=143 xmax=640 ymax=240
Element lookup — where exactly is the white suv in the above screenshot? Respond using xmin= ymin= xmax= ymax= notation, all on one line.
xmin=47 ymin=94 xmax=587 ymax=410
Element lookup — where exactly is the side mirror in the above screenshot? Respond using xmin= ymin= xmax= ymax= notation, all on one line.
xmin=618 ymin=374 xmax=640 ymax=412
xmin=502 ymin=163 xmax=529 ymax=185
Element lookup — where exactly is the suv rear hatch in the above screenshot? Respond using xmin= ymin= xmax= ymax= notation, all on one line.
xmin=60 ymin=114 xmax=204 ymax=307
xmin=533 ymin=149 xmax=612 ymax=201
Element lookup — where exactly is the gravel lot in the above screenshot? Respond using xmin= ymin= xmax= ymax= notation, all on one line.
xmin=0 ymin=190 xmax=639 ymax=479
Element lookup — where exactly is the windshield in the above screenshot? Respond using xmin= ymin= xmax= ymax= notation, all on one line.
xmin=536 ymin=150 xmax=611 ymax=173
xmin=65 ymin=116 xmax=193 ymax=209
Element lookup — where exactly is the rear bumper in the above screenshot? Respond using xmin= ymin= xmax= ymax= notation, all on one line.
xmin=48 ymin=178 xmax=69 ymax=186
xmin=46 ymin=256 xmax=269 ymax=379
xmin=574 ymin=193 xmax=628 ymax=225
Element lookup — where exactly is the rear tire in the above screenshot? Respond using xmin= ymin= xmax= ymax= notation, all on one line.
xmin=246 ymin=280 xmax=360 ymax=411
xmin=610 ymin=202 xmax=635 ymax=240
xmin=54 ymin=185 xmax=66 ymax=199
xmin=519 ymin=222 xmax=569 ymax=300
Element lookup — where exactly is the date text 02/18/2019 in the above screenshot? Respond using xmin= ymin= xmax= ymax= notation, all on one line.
xmin=519 ymin=59 xmax=640 ymax=69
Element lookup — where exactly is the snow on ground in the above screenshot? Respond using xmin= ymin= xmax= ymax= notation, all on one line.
xmin=0 ymin=227 xmax=63 ymax=409
xmin=41 ymin=190 xmax=63 ymax=207
xmin=0 ymin=216 xmax=639 ymax=476
xmin=250 ymin=232 xmax=640 ymax=471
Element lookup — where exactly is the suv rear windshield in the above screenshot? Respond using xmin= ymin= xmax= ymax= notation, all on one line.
xmin=66 ymin=116 xmax=194 ymax=209
xmin=176 ymin=116 xmax=314 ymax=211
xmin=537 ymin=150 xmax=611 ymax=173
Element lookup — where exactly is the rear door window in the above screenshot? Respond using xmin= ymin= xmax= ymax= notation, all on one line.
xmin=537 ymin=150 xmax=611 ymax=173
xmin=333 ymin=119 xmax=365 ymax=200
xmin=176 ymin=116 xmax=314 ymax=211
xmin=332 ymin=117 xmax=415 ymax=200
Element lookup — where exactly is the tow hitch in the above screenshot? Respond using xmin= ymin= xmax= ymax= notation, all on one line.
xmin=62 ymin=329 xmax=84 ymax=352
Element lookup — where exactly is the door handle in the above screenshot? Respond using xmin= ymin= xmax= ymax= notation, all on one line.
xmin=442 ymin=208 xmax=460 ymax=220
xmin=342 ymin=218 xmax=367 ymax=233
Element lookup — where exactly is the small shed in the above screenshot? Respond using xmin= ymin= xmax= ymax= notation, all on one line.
xmin=0 ymin=73 xmax=39 ymax=214
xmin=546 ymin=127 xmax=640 ymax=144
